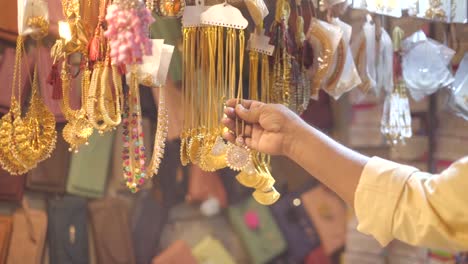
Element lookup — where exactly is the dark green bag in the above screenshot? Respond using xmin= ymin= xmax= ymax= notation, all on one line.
xmin=66 ymin=131 xmax=114 ymax=198
xmin=228 ymin=197 xmax=287 ymax=264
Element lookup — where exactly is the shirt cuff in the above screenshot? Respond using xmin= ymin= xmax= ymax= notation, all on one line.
xmin=354 ymin=157 xmax=420 ymax=246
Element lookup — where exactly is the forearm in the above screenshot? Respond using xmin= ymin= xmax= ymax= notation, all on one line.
xmin=285 ymin=121 xmax=369 ymax=206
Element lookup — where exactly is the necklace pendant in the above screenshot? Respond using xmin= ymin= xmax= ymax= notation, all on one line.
xmin=226 ymin=137 xmax=251 ymax=171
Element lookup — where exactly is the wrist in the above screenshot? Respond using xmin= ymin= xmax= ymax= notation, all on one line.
xmin=282 ymin=118 xmax=309 ymax=159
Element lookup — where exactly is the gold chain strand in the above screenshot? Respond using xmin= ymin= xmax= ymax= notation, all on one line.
xmin=98 ymin=56 xmax=122 ymax=129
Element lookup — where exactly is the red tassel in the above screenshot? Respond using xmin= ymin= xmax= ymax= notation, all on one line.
xmin=48 ymin=63 xmax=63 ymax=100
xmin=89 ymin=35 xmax=101 ymax=62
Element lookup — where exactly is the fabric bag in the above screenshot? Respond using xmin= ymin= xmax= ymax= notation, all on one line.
xmin=0 ymin=168 xmax=25 ymax=203
xmin=159 ymin=203 xmax=249 ymax=263
xmin=151 ymin=240 xmax=197 ymax=264
xmin=131 ymin=190 xmax=168 ymax=264
xmin=88 ymin=197 xmax=135 ymax=264
xmin=66 ymin=130 xmax=114 ymax=198
xmin=186 ymin=165 xmax=227 ymax=208
xmin=0 ymin=215 xmax=13 ymax=263
xmin=7 ymin=198 xmax=47 ymax=264
xmin=27 ymin=123 xmax=70 ymax=193
xmin=47 ymin=195 xmax=89 ymax=264
xmin=227 ymin=197 xmax=287 ymax=264
xmin=270 ymin=192 xmax=321 ymax=263
xmin=192 ymin=236 xmax=236 ymax=264
xmin=301 ymin=185 xmax=347 ymax=256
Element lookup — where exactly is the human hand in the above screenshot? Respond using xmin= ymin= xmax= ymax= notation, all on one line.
xmin=221 ymin=99 xmax=304 ymax=157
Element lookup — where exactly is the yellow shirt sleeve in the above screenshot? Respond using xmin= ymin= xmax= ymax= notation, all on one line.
xmin=354 ymin=156 xmax=468 ymax=252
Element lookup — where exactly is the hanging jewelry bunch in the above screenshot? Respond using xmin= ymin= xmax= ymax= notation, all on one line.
xmin=51 ymin=0 xmax=94 ymax=153
xmin=0 ymin=10 xmax=57 ymax=175
xmin=232 ymin=1 xmax=280 ymax=205
xmin=180 ymin=3 xmax=250 ymax=173
xmin=380 ymin=27 xmax=412 ymax=145
xmin=269 ymin=0 xmax=309 ymax=114
xmin=87 ymin=0 xmax=123 ymax=135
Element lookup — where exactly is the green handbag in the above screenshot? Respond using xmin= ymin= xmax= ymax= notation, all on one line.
xmin=192 ymin=236 xmax=236 ymax=264
xmin=228 ymin=197 xmax=287 ymax=264
xmin=66 ymin=131 xmax=115 ymax=198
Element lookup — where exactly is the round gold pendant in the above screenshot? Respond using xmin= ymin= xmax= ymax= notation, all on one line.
xmin=225 ymin=141 xmax=251 ymax=171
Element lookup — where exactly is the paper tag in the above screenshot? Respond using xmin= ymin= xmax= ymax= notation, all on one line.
xmin=127 ymin=39 xmax=164 ymax=87
xmin=156 ymin=44 xmax=175 ymax=87
xmin=182 ymin=0 xmax=206 ymax=28
xmin=200 ymin=3 xmax=248 ymax=29
xmin=18 ymin=0 xmax=50 ymax=36
xmin=247 ymin=29 xmax=274 ymax=56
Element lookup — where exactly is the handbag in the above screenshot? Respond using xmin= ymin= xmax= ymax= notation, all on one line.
xmin=27 ymin=123 xmax=70 ymax=193
xmin=66 ymin=130 xmax=114 ymax=198
xmin=0 ymin=168 xmax=25 ymax=203
xmin=192 ymin=236 xmax=236 ymax=264
xmin=227 ymin=197 xmax=287 ymax=264
xmin=301 ymin=185 xmax=347 ymax=256
xmin=0 ymin=215 xmax=13 ymax=263
xmin=88 ymin=197 xmax=135 ymax=264
xmin=270 ymin=192 xmax=321 ymax=263
xmin=47 ymin=195 xmax=89 ymax=264
xmin=7 ymin=198 xmax=47 ymax=264
xmin=186 ymin=165 xmax=227 ymax=208
xmin=131 ymin=190 xmax=168 ymax=264
xmin=159 ymin=203 xmax=249 ymax=263
xmin=151 ymin=240 xmax=197 ymax=264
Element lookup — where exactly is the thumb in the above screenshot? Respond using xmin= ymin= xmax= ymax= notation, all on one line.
xmin=235 ymin=104 xmax=262 ymax=124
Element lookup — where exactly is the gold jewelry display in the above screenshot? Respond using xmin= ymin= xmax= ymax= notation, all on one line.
xmin=98 ymin=60 xmax=123 ymax=129
xmin=425 ymin=0 xmax=447 ymax=20
xmin=147 ymin=85 xmax=169 ymax=175
xmin=0 ymin=37 xmax=30 ymax=175
xmin=11 ymin=65 xmax=57 ymax=170
xmin=308 ymin=18 xmax=334 ymax=98
xmin=325 ymin=38 xmax=346 ymax=93
xmin=270 ymin=0 xmax=293 ymax=108
xmin=55 ymin=0 xmax=95 ymax=152
xmin=0 ymin=36 xmax=57 ymax=175
xmin=60 ymin=61 xmax=94 ymax=152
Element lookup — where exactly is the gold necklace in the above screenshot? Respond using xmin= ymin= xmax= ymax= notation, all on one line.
xmin=98 ymin=61 xmax=122 ymax=129
xmin=147 ymin=85 xmax=169 ymax=175
xmin=11 ymin=65 xmax=57 ymax=170
xmin=0 ymin=37 xmax=29 ymax=174
xmin=225 ymin=29 xmax=252 ymax=172
xmin=61 ymin=61 xmax=94 ymax=152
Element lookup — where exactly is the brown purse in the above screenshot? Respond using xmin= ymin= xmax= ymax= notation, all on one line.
xmin=0 ymin=215 xmax=13 ymax=263
xmin=0 ymin=169 xmax=25 ymax=203
xmin=186 ymin=165 xmax=227 ymax=208
xmin=151 ymin=240 xmax=197 ymax=264
xmin=88 ymin=197 xmax=136 ymax=264
xmin=26 ymin=124 xmax=70 ymax=193
xmin=7 ymin=198 xmax=48 ymax=264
